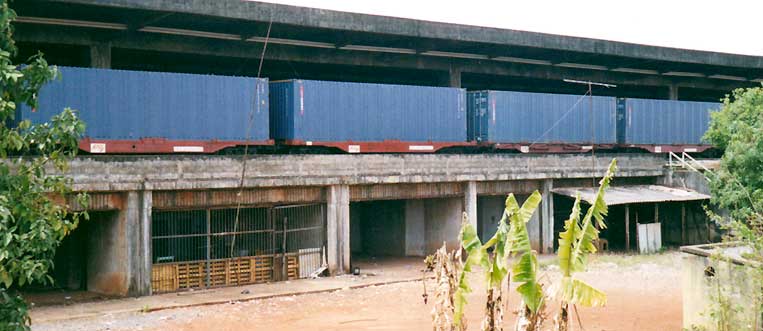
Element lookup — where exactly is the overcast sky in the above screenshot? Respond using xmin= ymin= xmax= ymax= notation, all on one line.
xmin=259 ymin=0 xmax=763 ymax=56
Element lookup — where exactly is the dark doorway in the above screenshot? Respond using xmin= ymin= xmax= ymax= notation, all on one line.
xmin=350 ymin=200 xmax=406 ymax=258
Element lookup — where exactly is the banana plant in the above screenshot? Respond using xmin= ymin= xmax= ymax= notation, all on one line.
xmin=554 ymin=159 xmax=617 ymax=331
xmin=453 ymin=191 xmax=543 ymax=330
xmin=505 ymin=192 xmax=546 ymax=331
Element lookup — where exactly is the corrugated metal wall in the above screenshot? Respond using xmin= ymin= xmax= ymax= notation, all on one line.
xmin=468 ymin=91 xmax=617 ymax=144
xmin=476 ymin=180 xmax=540 ymax=196
xmin=350 ymin=182 xmax=464 ymax=201
xmin=270 ymin=79 xmax=467 ymax=142
xmin=23 ymin=67 xmax=269 ymax=141
xmin=153 ymin=187 xmax=325 ymax=210
xmin=622 ymin=98 xmax=720 ymax=145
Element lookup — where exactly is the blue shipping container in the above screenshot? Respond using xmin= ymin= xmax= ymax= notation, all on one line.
xmin=467 ymin=91 xmax=617 ymax=144
xmin=621 ymin=98 xmax=720 ymax=145
xmin=22 ymin=66 xmax=269 ymax=142
xmin=269 ymin=79 xmax=467 ymax=142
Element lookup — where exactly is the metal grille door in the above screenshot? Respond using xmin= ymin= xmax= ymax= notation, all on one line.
xmin=272 ymin=204 xmax=326 ymax=280
xmin=151 ymin=204 xmax=326 ymax=294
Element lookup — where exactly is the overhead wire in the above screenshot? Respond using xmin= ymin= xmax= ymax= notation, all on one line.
xmin=230 ymin=19 xmax=273 ymax=259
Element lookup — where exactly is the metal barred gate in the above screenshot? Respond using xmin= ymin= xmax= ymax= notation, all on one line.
xmin=151 ymin=204 xmax=326 ymax=294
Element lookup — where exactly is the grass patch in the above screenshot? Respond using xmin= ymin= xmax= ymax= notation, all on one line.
xmin=537 ymin=248 xmax=680 ymax=270
xmin=589 ymin=249 xmax=679 ymax=268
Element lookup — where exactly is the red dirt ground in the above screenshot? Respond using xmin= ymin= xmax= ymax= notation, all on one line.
xmin=144 ymin=254 xmax=682 ymax=331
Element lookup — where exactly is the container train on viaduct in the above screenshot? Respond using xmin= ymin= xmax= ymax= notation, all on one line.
xmin=17 ymin=66 xmax=721 ymax=155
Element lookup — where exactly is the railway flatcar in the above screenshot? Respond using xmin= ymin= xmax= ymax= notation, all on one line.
xmin=19 ymin=67 xmax=270 ymax=154
xmin=467 ymin=90 xmax=618 ymax=153
xmin=269 ymin=79 xmax=470 ymax=153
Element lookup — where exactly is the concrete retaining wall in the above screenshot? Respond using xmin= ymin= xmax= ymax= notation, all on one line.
xmin=60 ymin=153 xmax=665 ymax=192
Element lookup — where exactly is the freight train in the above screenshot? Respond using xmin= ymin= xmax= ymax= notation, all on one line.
xmin=18 ymin=66 xmax=721 ymax=155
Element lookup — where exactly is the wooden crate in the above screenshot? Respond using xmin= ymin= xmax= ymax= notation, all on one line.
xmin=151 ymin=264 xmax=179 ymax=293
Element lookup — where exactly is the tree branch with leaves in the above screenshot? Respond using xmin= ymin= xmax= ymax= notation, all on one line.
xmin=0 ymin=1 xmax=87 ymax=330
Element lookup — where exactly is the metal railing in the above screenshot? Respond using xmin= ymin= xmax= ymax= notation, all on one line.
xmin=668 ymin=151 xmax=713 ymax=181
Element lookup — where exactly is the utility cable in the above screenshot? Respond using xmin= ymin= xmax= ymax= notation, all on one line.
xmin=230 ymin=19 xmax=273 ymax=259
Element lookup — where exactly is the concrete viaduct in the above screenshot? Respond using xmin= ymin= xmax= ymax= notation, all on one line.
xmin=7 ymin=1 xmax=739 ymax=298
xmin=62 ymin=153 xmax=667 ymax=296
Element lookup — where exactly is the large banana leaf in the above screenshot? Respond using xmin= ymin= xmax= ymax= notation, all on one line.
xmin=556 ymin=159 xmax=617 ymax=309
xmin=512 ymin=252 xmax=543 ymax=313
xmin=506 ymin=191 xmax=544 ymax=313
xmin=483 ymin=209 xmax=511 ymax=288
xmin=454 ymin=213 xmax=487 ymax=326
xmin=506 ymin=191 xmax=542 ymax=256
xmin=557 ymin=195 xmax=582 ymax=277
xmin=560 ymin=277 xmax=607 ymax=307
xmin=569 ymin=159 xmax=617 ymax=274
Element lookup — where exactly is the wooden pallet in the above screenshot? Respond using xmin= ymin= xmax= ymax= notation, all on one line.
xmin=151 ymin=255 xmax=288 ymax=293
xmin=177 ymin=262 xmax=205 ymax=290
xmin=252 ymin=256 xmax=273 ymax=283
xmin=151 ymin=264 xmax=179 ymax=294
xmin=287 ymin=255 xmax=299 ymax=280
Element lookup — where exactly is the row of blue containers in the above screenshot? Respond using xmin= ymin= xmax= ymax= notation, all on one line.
xmin=468 ymin=90 xmax=720 ymax=146
xmin=21 ymin=66 xmax=720 ymax=153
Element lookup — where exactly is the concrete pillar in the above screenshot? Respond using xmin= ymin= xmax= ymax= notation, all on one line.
xmin=424 ymin=198 xmax=463 ymax=253
xmin=668 ymin=84 xmax=679 ymax=100
xmin=138 ymin=190 xmax=152 ymax=296
xmin=327 ymin=184 xmax=350 ymax=274
xmin=527 ymin=206 xmax=541 ymax=251
xmin=87 ymin=209 xmax=127 ymax=296
xmin=404 ymin=200 xmax=425 ymax=256
xmin=464 ymin=181 xmax=477 ymax=230
xmin=125 ymin=191 xmax=140 ymax=295
xmin=123 ymin=190 xmax=152 ymax=296
xmin=448 ymin=65 xmax=462 ymax=88
xmin=90 ymin=43 xmax=111 ymax=69
xmin=540 ymin=179 xmax=555 ymax=254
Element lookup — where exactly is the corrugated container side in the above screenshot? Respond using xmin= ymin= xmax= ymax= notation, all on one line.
xmin=21 ymin=67 xmax=269 ymax=141
xmin=269 ymin=79 xmax=467 ymax=142
xmin=467 ymin=91 xmax=489 ymax=142
xmin=468 ymin=91 xmax=617 ymax=144
xmin=269 ymin=81 xmax=295 ymax=141
xmin=623 ymin=98 xmax=721 ymax=145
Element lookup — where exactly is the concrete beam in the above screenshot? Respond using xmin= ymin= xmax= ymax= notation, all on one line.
xmin=57 ymin=154 xmax=666 ymax=193
xmin=326 ymin=184 xmax=350 ymax=274
xmin=43 ymin=0 xmax=763 ymax=69
xmin=13 ymin=27 xmax=752 ymax=92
